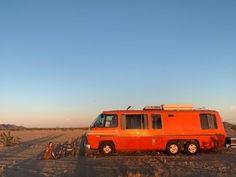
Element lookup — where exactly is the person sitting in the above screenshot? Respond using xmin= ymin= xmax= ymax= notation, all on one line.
xmin=43 ymin=142 xmax=56 ymax=160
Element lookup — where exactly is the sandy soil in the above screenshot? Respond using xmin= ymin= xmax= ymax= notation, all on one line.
xmin=0 ymin=130 xmax=236 ymax=177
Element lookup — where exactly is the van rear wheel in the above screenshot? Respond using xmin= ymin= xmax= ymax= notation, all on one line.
xmin=185 ymin=141 xmax=198 ymax=155
xmin=166 ymin=141 xmax=180 ymax=155
xmin=99 ymin=142 xmax=114 ymax=156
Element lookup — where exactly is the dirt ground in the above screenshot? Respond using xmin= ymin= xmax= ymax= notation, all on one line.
xmin=0 ymin=130 xmax=236 ymax=177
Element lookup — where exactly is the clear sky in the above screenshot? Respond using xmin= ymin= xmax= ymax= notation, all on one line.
xmin=0 ymin=0 xmax=236 ymax=127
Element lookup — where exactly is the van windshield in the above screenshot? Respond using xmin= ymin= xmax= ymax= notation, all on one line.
xmin=90 ymin=114 xmax=118 ymax=128
xmin=90 ymin=114 xmax=105 ymax=128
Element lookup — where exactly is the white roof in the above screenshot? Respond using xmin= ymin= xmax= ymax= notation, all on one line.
xmin=143 ymin=104 xmax=194 ymax=110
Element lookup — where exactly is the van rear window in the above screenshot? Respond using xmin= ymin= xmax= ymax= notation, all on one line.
xmin=200 ymin=114 xmax=217 ymax=129
xmin=121 ymin=114 xmax=148 ymax=129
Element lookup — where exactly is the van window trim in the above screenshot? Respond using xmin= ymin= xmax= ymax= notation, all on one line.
xmin=200 ymin=113 xmax=218 ymax=130
xmin=101 ymin=114 xmax=118 ymax=128
xmin=151 ymin=114 xmax=163 ymax=130
xmin=121 ymin=114 xmax=148 ymax=130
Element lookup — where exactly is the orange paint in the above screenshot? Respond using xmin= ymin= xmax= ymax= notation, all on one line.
xmin=85 ymin=105 xmax=226 ymax=155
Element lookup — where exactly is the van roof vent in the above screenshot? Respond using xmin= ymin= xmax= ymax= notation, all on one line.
xmin=161 ymin=104 xmax=193 ymax=110
xmin=143 ymin=104 xmax=194 ymax=110
xmin=143 ymin=106 xmax=162 ymax=110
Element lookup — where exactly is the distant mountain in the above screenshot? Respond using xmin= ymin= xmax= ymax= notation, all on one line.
xmin=223 ymin=122 xmax=236 ymax=137
xmin=0 ymin=124 xmax=26 ymax=130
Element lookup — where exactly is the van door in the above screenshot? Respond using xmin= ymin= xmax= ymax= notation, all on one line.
xmin=150 ymin=114 xmax=166 ymax=150
xmin=137 ymin=113 xmax=165 ymax=150
xmin=119 ymin=114 xmax=148 ymax=150
xmin=89 ymin=114 xmax=119 ymax=149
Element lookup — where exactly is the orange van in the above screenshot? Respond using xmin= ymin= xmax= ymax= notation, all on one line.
xmin=85 ymin=104 xmax=226 ymax=155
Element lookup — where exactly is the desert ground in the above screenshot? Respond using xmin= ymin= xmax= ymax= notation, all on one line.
xmin=0 ymin=129 xmax=236 ymax=177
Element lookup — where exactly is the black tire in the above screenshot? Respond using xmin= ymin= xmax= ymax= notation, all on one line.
xmin=99 ymin=142 xmax=114 ymax=156
xmin=185 ymin=141 xmax=198 ymax=155
xmin=166 ymin=141 xmax=180 ymax=155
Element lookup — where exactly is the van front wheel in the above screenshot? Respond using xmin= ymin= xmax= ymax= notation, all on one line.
xmin=99 ymin=142 xmax=114 ymax=156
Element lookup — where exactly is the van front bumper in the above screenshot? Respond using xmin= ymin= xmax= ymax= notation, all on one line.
xmin=84 ymin=143 xmax=91 ymax=149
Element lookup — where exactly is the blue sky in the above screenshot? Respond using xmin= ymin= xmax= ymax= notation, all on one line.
xmin=0 ymin=0 xmax=236 ymax=127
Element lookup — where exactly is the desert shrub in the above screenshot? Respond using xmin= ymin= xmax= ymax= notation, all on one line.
xmin=0 ymin=131 xmax=20 ymax=147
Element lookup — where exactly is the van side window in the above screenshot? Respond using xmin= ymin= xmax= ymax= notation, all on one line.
xmin=121 ymin=114 xmax=148 ymax=129
xmin=104 ymin=115 xmax=118 ymax=128
xmin=200 ymin=114 xmax=217 ymax=129
xmin=152 ymin=114 xmax=162 ymax=129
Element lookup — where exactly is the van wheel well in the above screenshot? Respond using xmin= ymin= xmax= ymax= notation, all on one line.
xmin=193 ymin=139 xmax=199 ymax=146
xmin=166 ymin=140 xmax=182 ymax=148
xmin=99 ymin=141 xmax=116 ymax=150
xmin=185 ymin=140 xmax=199 ymax=146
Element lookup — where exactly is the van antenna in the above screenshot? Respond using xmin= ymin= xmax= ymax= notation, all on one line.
xmin=198 ymin=107 xmax=206 ymax=110
xmin=126 ymin=106 xmax=132 ymax=110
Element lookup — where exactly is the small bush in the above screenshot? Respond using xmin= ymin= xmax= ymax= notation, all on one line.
xmin=0 ymin=131 xmax=20 ymax=147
